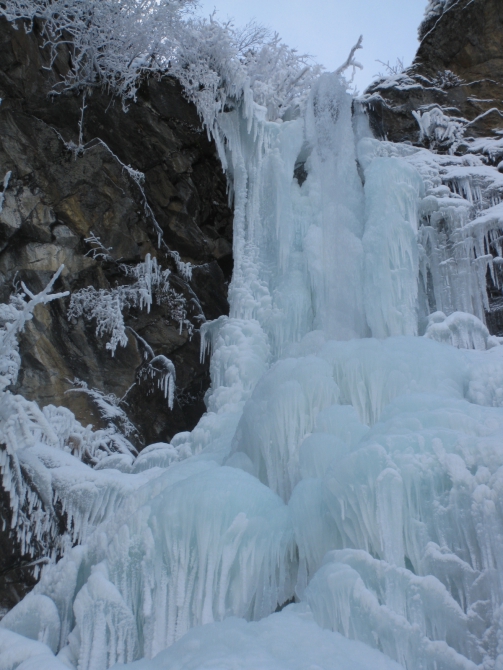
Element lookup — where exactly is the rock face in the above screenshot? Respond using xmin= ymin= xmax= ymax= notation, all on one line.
xmin=0 ymin=17 xmax=233 ymax=608
xmin=363 ymin=0 xmax=503 ymax=145
xmin=0 ymin=17 xmax=233 ymax=445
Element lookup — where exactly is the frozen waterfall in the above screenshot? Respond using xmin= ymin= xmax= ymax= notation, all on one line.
xmin=2 ymin=72 xmax=503 ymax=670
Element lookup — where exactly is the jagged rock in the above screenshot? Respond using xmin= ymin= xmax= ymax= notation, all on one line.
xmin=363 ymin=0 xmax=503 ymax=145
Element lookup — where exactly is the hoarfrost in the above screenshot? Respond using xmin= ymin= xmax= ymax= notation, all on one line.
xmin=68 ymin=253 xmax=191 ymax=359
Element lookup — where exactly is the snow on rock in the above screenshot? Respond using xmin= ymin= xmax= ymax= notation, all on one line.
xmin=420 ymin=0 xmax=458 ymax=38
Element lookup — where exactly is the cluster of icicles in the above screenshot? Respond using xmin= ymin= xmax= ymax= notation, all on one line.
xmin=2 ymin=73 xmax=503 ymax=670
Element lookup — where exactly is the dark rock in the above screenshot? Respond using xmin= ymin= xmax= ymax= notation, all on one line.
xmin=0 ymin=15 xmax=232 ymax=443
xmin=363 ymin=0 xmax=503 ymax=146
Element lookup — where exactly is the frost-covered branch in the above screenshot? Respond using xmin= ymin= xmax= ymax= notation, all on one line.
xmin=68 ymin=253 xmax=191 ymax=356
xmin=164 ymin=248 xmax=193 ymax=281
xmin=0 ymin=265 xmax=69 ymax=392
xmin=375 ymin=57 xmax=405 ymax=78
xmin=1 ymin=0 xmax=322 ymax=131
xmin=139 ymin=355 xmax=176 ymax=408
xmin=1 ymin=0 xmax=195 ymax=100
xmin=66 ymin=379 xmax=139 ymax=452
xmin=84 ymin=232 xmax=114 ymax=262
xmin=334 ymin=35 xmax=363 ymax=83
xmin=233 ymin=20 xmax=271 ymax=54
xmin=127 ymin=327 xmax=177 ymax=408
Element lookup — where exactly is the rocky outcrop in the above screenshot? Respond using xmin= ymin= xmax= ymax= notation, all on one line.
xmin=363 ymin=0 xmax=503 ymax=145
xmin=0 ymin=17 xmax=233 ymax=448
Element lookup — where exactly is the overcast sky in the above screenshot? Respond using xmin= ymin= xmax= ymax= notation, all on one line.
xmin=195 ymin=0 xmax=428 ymax=93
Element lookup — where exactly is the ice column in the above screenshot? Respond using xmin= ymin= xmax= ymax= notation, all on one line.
xmin=217 ymin=106 xmax=312 ymax=358
xmin=304 ymin=73 xmax=367 ymax=340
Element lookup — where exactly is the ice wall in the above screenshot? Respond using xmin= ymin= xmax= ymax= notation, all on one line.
xmin=359 ymin=150 xmax=423 ymax=337
xmin=3 ymin=66 xmax=503 ymax=670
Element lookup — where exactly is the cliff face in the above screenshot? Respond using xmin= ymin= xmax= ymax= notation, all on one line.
xmin=0 ymin=18 xmax=232 ymax=445
xmin=0 ymin=17 xmax=232 ymax=610
xmin=364 ymin=0 xmax=503 ymax=144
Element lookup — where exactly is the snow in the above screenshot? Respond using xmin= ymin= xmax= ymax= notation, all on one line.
xmin=306 ymin=551 xmax=479 ymax=670
xmin=111 ymin=603 xmax=402 ymax=670
xmin=0 ymin=628 xmax=68 ymax=670
xmin=2 ymin=10 xmax=503 ymax=670
xmin=424 ymin=311 xmax=499 ymax=350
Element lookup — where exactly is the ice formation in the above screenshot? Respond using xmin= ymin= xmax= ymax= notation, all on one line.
xmin=3 ymin=19 xmax=503 ymax=670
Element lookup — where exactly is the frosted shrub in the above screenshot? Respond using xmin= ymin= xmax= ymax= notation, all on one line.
xmin=66 ymin=379 xmax=139 ymax=450
xmin=0 ymin=0 xmax=194 ymax=100
xmin=230 ymin=27 xmax=323 ymax=121
xmin=1 ymin=0 xmax=322 ymax=133
xmin=0 ymin=269 xmax=147 ymax=569
xmin=68 ymin=253 xmax=190 ymax=357
xmin=412 ymin=106 xmax=465 ymax=149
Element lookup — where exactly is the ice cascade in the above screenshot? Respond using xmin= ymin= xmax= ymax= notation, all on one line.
xmin=2 ymin=72 xmax=503 ymax=670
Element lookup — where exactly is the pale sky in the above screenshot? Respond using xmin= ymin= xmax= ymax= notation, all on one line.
xmin=195 ymin=0 xmax=428 ymax=93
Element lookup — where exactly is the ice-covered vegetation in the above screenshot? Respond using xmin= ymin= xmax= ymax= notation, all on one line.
xmin=0 ymin=268 xmax=157 ymax=570
xmin=0 ymin=0 xmax=322 ymax=136
xmin=68 ymin=253 xmax=182 ymax=407
xmin=2 ymin=1 xmax=503 ymax=670
xmin=69 ymin=253 xmax=189 ymax=353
